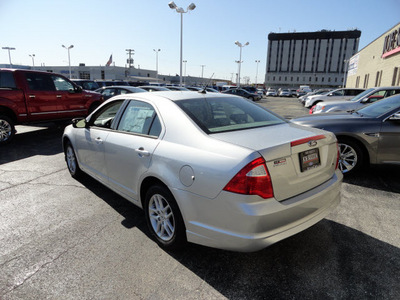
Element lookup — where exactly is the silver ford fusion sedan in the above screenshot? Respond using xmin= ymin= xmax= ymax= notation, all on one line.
xmin=63 ymin=91 xmax=342 ymax=252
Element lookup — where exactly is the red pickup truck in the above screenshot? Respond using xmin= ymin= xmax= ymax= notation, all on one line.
xmin=0 ymin=68 xmax=104 ymax=145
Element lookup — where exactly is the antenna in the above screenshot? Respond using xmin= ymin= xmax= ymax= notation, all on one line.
xmin=199 ymin=73 xmax=215 ymax=94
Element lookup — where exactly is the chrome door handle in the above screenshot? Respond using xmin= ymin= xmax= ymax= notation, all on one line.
xmin=29 ymin=95 xmax=35 ymax=98
xmin=135 ymin=147 xmax=150 ymax=157
xmin=56 ymin=95 xmax=62 ymax=98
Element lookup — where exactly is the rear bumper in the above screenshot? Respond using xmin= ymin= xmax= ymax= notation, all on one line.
xmin=175 ymin=169 xmax=342 ymax=252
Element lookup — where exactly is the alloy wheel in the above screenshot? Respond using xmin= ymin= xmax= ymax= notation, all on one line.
xmin=0 ymin=119 xmax=12 ymax=142
xmin=338 ymin=143 xmax=358 ymax=173
xmin=148 ymin=194 xmax=175 ymax=242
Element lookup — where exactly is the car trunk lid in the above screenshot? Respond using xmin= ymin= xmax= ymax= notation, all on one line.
xmin=212 ymin=123 xmax=338 ymax=201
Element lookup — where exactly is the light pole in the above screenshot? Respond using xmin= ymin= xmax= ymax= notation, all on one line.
xmin=234 ymin=41 xmax=249 ymax=87
xmin=183 ymin=60 xmax=187 ymax=84
xmin=168 ymin=1 xmax=196 ymax=86
xmin=343 ymin=59 xmax=349 ymax=88
xmin=2 ymin=47 xmax=16 ymax=67
xmin=255 ymin=60 xmax=260 ymax=86
xmin=29 ymin=54 xmax=35 ymax=68
xmin=62 ymin=45 xmax=74 ymax=78
xmin=200 ymin=65 xmax=205 ymax=78
xmin=153 ymin=49 xmax=161 ymax=79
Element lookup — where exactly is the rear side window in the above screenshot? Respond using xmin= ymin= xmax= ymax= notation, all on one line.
xmin=0 ymin=71 xmax=16 ymax=88
xmin=176 ymin=96 xmax=285 ymax=133
xmin=117 ymin=100 xmax=161 ymax=137
xmin=25 ymin=73 xmax=55 ymax=91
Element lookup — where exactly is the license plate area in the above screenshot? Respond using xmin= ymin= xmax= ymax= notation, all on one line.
xmin=299 ymin=148 xmax=321 ymax=172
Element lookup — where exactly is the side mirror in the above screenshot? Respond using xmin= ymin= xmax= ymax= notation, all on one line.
xmin=73 ymin=85 xmax=83 ymax=93
xmin=72 ymin=118 xmax=87 ymax=128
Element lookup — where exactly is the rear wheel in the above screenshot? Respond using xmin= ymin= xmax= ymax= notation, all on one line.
xmin=144 ymin=185 xmax=186 ymax=250
xmin=0 ymin=114 xmax=15 ymax=145
xmin=338 ymin=138 xmax=365 ymax=174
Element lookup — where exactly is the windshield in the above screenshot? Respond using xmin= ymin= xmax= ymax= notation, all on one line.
xmin=357 ymin=94 xmax=400 ymax=117
xmin=176 ymin=96 xmax=286 ymax=133
xmin=350 ymin=88 xmax=374 ymax=102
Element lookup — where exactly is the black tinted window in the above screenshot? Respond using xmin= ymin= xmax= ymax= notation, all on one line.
xmin=0 ymin=71 xmax=16 ymax=88
xmin=25 ymin=73 xmax=55 ymax=91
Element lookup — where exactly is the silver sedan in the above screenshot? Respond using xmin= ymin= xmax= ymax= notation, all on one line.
xmin=63 ymin=91 xmax=342 ymax=252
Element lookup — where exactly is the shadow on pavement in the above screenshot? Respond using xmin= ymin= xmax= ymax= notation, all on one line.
xmin=75 ymin=172 xmax=400 ymax=299
xmin=0 ymin=123 xmax=66 ymax=165
xmin=344 ymin=165 xmax=400 ymax=194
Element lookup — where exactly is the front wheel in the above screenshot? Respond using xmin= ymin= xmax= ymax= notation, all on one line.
xmin=65 ymin=142 xmax=83 ymax=179
xmin=0 ymin=114 xmax=16 ymax=145
xmin=338 ymin=138 xmax=365 ymax=174
xmin=144 ymin=185 xmax=186 ymax=250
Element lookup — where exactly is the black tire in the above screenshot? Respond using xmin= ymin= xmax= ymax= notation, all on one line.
xmin=0 ymin=114 xmax=16 ymax=145
xmin=144 ymin=185 xmax=186 ymax=250
xmin=65 ymin=142 xmax=83 ymax=179
xmin=338 ymin=137 xmax=365 ymax=174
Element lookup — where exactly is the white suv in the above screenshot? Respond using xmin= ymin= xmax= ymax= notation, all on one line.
xmin=304 ymin=88 xmax=365 ymax=108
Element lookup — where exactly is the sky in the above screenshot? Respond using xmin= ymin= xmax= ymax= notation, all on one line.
xmin=1 ymin=0 xmax=399 ymax=83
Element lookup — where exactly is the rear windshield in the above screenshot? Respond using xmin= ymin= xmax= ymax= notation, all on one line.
xmin=176 ymin=96 xmax=286 ymax=133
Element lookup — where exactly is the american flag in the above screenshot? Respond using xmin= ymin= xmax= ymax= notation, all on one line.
xmin=106 ymin=54 xmax=112 ymax=66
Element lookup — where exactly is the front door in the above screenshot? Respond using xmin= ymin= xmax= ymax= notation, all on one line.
xmin=377 ymin=111 xmax=400 ymax=164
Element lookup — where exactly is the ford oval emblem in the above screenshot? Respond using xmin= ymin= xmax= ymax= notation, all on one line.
xmin=308 ymin=140 xmax=317 ymax=147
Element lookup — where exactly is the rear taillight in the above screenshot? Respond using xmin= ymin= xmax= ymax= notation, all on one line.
xmin=335 ymin=142 xmax=340 ymax=170
xmin=223 ymin=157 xmax=273 ymax=199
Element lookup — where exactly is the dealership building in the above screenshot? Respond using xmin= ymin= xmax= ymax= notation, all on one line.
xmin=265 ymin=29 xmax=361 ymax=89
xmin=346 ymin=22 xmax=400 ymax=88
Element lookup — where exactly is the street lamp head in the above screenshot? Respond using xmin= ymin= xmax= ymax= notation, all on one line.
xmin=235 ymin=41 xmax=241 ymax=46
xmin=188 ymin=3 xmax=196 ymax=10
xmin=244 ymin=42 xmax=249 ymax=46
xmin=168 ymin=1 xmax=177 ymax=9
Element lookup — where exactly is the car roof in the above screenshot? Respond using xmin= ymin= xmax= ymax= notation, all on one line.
xmin=108 ymin=90 xmax=229 ymax=103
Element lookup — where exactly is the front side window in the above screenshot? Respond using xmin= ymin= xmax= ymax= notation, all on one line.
xmin=102 ymin=88 xmax=117 ymax=98
xmin=332 ymin=90 xmax=344 ymax=96
xmin=91 ymin=100 xmax=124 ymax=128
xmin=117 ymin=100 xmax=161 ymax=137
xmin=176 ymin=96 xmax=285 ymax=134
xmin=52 ymin=75 xmax=74 ymax=91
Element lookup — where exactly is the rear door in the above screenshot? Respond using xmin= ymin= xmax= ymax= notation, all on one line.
xmin=23 ymin=72 xmax=61 ymax=121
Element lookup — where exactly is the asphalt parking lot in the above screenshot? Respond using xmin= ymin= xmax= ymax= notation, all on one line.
xmin=1 ymin=96 xmax=399 ymax=300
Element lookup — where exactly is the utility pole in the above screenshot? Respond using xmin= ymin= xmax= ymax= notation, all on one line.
xmin=126 ymin=49 xmax=135 ymax=68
